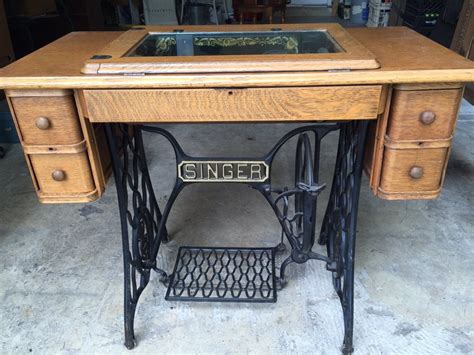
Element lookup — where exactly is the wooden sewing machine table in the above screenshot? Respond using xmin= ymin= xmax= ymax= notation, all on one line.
xmin=0 ymin=24 xmax=473 ymax=353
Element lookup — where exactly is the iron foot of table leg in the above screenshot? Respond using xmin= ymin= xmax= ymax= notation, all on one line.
xmin=124 ymin=309 xmax=136 ymax=349
xmin=123 ymin=266 xmax=141 ymax=349
xmin=342 ymin=311 xmax=355 ymax=353
xmin=342 ymin=344 xmax=354 ymax=355
xmin=123 ymin=266 xmax=141 ymax=350
xmin=125 ymin=340 xmax=136 ymax=350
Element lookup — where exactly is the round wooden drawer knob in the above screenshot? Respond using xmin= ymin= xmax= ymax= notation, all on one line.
xmin=419 ymin=111 xmax=436 ymax=125
xmin=409 ymin=166 xmax=424 ymax=179
xmin=35 ymin=116 xmax=51 ymax=130
xmin=51 ymin=170 xmax=66 ymax=182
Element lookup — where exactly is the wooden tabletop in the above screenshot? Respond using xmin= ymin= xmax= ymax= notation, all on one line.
xmin=1 ymin=26 xmax=473 ymax=89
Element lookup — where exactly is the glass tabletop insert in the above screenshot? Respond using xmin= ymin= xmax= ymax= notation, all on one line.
xmin=128 ymin=30 xmax=343 ymax=57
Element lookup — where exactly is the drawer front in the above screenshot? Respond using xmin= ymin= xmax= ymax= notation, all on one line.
xmin=29 ymin=152 xmax=95 ymax=195
xmin=379 ymin=147 xmax=448 ymax=194
xmin=83 ymin=86 xmax=383 ymax=122
xmin=10 ymin=95 xmax=83 ymax=145
xmin=387 ymin=89 xmax=461 ymax=141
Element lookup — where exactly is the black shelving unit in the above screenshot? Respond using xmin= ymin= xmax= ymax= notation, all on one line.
xmin=402 ymin=0 xmax=446 ymax=35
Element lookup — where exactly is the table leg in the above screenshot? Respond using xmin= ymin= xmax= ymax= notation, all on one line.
xmin=320 ymin=121 xmax=369 ymax=354
xmin=105 ymin=124 xmax=169 ymax=349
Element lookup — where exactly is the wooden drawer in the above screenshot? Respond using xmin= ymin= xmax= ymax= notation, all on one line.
xmin=379 ymin=147 xmax=448 ymax=196
xmin=29 ymin=151 xmax=95 ymax=196
xmin=10 ymin=94 xmax=83 ymax=145
xmin=386 ymin=88 xmax=462 ymax=141
xmin=82 ymin=86 xmax=383 ymax=123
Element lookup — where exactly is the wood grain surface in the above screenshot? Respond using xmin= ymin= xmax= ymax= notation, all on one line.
xmin=379 ymin=147 xmax=448 ymax=193
xmin=6 ymin=89 xmax=72 ymax=97
xmin=9 ymin=95 xmax=83 ymax=145
xmin=0 ymin=27 xmax=473 ymax=89
xmin=23 ymin=140 xmax=87 ymax=154
xmin=29 ymin=152 xmax=95 ymax=195
xmin=386 ymin=89 xmax=462 ymax=141
xmin=83 ymin=86 xmax=382 ymax=122
xmin=75 ymin=90 xmax=111 ymax=196
xmin=383 ymin=137 xmax=452 ymax=150
xmin=375 ymin=188 xmax=443 ymax=201
xmin=0 ymin=26 xmax=471 ymax=203
xmin=5 ymin=89 xmax=104 ymax=203
xmin=81 ymin=24 xmax=380 ymax=74
xmin=365 ymin=86 xmax=393 ymax=194
xmin=37 ymin=190 xmax=100 ymax=204
xmin=363 ymin=82 xmax=463 ymax=200
xmin=393 ymin=83 xmax=463 ymax=91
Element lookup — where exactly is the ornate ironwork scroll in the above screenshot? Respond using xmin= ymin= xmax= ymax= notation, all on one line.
xmin=105 ymin=121 xmax=369 ymax=354
xmin=319 ymin=120 xmax=369 ymax=354
xmin=104 ymin=124 xmax=169 ymax=349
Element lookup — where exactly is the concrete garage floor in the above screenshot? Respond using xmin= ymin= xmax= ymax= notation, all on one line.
xmin=0 ymin=108 xmax=473 ymax=354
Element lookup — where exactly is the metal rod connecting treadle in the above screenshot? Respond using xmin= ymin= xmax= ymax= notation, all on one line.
xmin=105 ymin=121 xmax=369 ymax=354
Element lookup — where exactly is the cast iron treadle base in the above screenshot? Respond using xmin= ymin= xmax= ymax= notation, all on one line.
xmin=106 ymin=122 xmax=369 ymax=353
xmin=165 ymin=246 xmax=277 ymax=303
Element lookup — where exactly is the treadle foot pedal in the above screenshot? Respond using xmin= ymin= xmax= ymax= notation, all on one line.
xmin=165 ymin=246 xmax=277 ymax=303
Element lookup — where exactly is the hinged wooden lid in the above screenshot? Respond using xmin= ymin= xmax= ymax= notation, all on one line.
xmin=81 ymin=23 xmax=380 ymax=75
